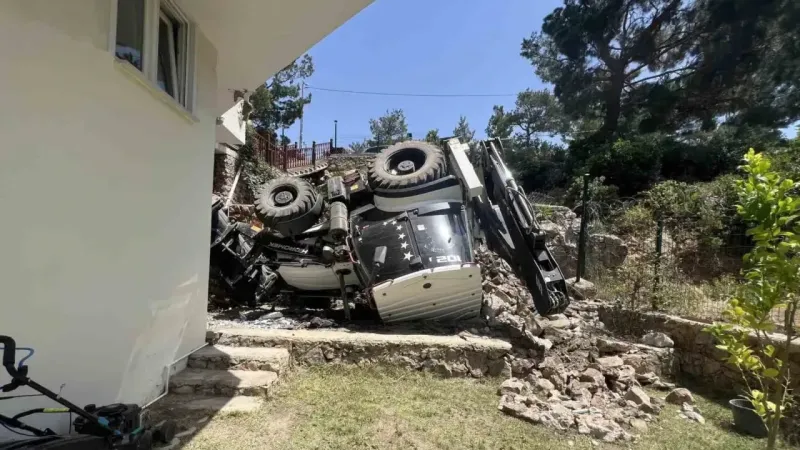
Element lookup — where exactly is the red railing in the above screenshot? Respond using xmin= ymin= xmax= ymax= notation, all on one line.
xmin=250 ymin=133 xmax=334 ymax=172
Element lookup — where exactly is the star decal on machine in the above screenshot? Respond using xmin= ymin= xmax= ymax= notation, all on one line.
xmin=402 ymin=252 xmax=413 ymax=261
xmin=400 ymin=242 xmax=408 ymax=249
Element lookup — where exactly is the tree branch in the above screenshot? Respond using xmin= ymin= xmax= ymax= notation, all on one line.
xmin=627 ymin=66 xmax=695 ymax=86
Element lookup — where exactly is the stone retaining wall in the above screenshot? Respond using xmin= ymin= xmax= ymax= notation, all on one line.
xmin=597 ymin=305 xmax=800 ymax=394
xmin=209 ymin=329 xmax=512 ymax=379
xmin=213 ymin=149 xmax=238 ymax=196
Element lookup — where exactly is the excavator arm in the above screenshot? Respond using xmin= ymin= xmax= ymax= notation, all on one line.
xmin=470 ymin=138 xmax=570 ymax=316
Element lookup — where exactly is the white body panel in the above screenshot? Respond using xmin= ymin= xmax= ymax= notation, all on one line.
xmin=372 ymin=264 xmax=483 ymax=323
xmin=277 ymin=264 xmax=360 ymax=291
xmin=445 ymin=138 xmax=484 ymax=200
xmin=373 ymin=183 xmax=463 ymax=212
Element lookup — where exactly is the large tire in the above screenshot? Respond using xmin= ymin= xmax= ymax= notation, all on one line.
xmin=368 ymin=140 xmax=446 ymax=190
xmin=254 ymin=176 xmax=320 ymax=229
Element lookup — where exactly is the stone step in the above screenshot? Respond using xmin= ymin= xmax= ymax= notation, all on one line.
xmin=208 ymin=328 xmax=512 ymax=378
xmin=187 ymin=345 xmax=290 ymax=374
xmin=169 ymin=369 xmax=278 ymax=397
xmin=156 ymin=394 xmax=265 ymax=414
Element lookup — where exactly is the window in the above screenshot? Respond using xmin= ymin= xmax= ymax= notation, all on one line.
xmin=112 ymin=0 xmax=195 ymax=110
xmin=115 ymin=0 xmax=145 ymax=70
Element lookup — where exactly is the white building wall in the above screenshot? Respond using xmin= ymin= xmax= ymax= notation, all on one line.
xmin=0 ymin=0 xmax=217 ymax=435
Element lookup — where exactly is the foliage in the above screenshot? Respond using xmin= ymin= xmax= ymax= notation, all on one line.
xmin=642 ymin=176 xmax=744 ymax=251
xmin=523 ymin=0 xmax=800 ymax=140
xmin=348 ymin=140 xmax=369 ymax=154
xmin=506 ymin=140 xmax=570 ymax=193
xmin=235 ymin=127 xmax=283 ymax=201
xmin=612 ymin=204 xmax=656 ymax=237
xmin=522 ymin=0 xmax=697 ymax=137
xmin=486 ymin=90 xmax=571 ymax=192
xmin=487 ymin=90 xmax=567 ymax=150
xmin=424 ymin=129 xmax=441 ymax=144
xmin=768 ymin=137 xmax=800 ymax=180
xmin=564 ymin=175 xmax=619 ymax=209
xmin=486 ymin=105 xmax=514 ymax=140
xmin=366 ymin=109 xmax=409 ymax=146
xmin=705 ymin=149 xmax=800 ymax=449
xmin=248 ymin=55 xmax=313 ymax=135
xmin=570 ymin=127 xmax=782 ymax=197
xmin=452 ymin=116 xmax=475 ymax=143
xmin=587 ymin=135 xmax=667 ymax=195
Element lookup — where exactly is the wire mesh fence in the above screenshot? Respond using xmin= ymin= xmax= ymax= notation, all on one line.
xmin=531 ymin=182 xmax=796 ymax=328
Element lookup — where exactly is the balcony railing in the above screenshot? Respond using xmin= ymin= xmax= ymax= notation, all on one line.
xmin=250 ymin=132 xmax=339 ymax=172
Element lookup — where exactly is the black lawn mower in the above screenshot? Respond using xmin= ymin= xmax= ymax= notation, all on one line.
xmin=0 ymin=335 xmax=176 ymax=449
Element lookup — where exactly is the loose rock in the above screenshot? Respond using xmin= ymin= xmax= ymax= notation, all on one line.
xmin=636 ymin=372 xmax=659 ymax=385
xmin=499 ymin=378 xmax=528 ymax=396
xmin=477 ymin=246 xmax=665 ymax=443
xmin=309 ymin=316 xmax=335 ymax=328
xmin=566 ymin=277 xmax=598 ymax=300
xmin=625 ymin=386 xmax=655 ymax=413
xmin=641 ymin=332 xmax=674 ymax=348
xmin=596 ymin=338 xmax=634 ymax=355
xmin=681 ymin=404 xmax=706 ymax=424
xmin=629 ymin=418 xmax=648 ymax=432
xmin=666 ymin=388 xmax=694 ymax=405
xmin=596 ymin=356 xmax=624 ymax=370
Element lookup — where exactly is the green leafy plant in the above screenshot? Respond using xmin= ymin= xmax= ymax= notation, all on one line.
xmin=705 ymin=149 xmax=800 ymax=449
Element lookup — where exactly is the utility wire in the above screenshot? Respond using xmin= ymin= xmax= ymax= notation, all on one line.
xmin=305 ymin=84 xmax=516 ymax=98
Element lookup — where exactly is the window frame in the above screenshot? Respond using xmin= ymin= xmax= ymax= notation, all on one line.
xmin=109 ymin=0 xmax=197 ymax=113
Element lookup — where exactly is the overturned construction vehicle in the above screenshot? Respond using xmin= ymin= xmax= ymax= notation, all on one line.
xmin=210 ymin=138 xmax=569 ymax=322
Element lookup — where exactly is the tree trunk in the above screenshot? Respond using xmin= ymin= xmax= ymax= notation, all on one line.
xmin=600 ymin=75 xmax=624 ymax=138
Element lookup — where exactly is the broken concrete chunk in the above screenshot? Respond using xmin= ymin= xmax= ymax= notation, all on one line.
xmin=544 ymin=316 xmax=572 ymax=329
xmin=498 ymin=394 xmax=529 ymax=415
xmin=498 ymin=378 xmax=529 ymax=396
xmin=262 ymin=311 xmax=284 ymax=320
xmin=566 ymin=277 xmax=598 ymax=300
xmin=511 ymin=358 xmax=536 ymax=376
xmin=525 ymin=333 xmax=553 ymax=352
xmin=580 ymin=368 xmax=606 ymax=387
xmin=596 ymin=338 xmax=634 ymax=355
xmin=641 ymin=332 xmax=674 ymax=348
xmin=624 ymin=386 xmax=651 ymax=408
xmin=596 ymin=355 xmax=624 ymax=370
xmin=682 ymin=410 xmax=706 ymax=424
xmin=652 ymin=379 xmax=676 ymax=391
xmin=535 ymin=378 xmax=557 ymax=393
xmin=635 ymin=372 xmax=659 ymax=385
xmin=665 ymin=388 xmax=694 ymax=405
xmin=629 ymin=418 xmax=648 ymax=432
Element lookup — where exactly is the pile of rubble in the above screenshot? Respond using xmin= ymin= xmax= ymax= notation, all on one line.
xmin=475 ymin=246 xmax=701 ymax=443
xmin=208 ymin=304 xmax=340 ymax=331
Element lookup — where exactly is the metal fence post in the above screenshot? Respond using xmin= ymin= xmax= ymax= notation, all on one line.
xmin=311 ymin=141 xmax=317 ymax=167
xmin=282 ymin=142 xmax=288 ymax=172
xmin=652 ymin=217 xmax=664 ymax=309
xmin=576 ymin=173 xmax=590 ymax=282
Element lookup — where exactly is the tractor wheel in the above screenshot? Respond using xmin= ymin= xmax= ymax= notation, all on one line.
xmin=254 ymin=176 xmax=320 ymax=231
xmin=368 ymin=140 xmax=446 ymax=190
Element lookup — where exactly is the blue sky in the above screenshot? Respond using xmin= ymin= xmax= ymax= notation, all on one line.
xmin=285 ymin=0 xmax=797 ymax=148
xmin=284 ymin=0 xmax=562 ymax=148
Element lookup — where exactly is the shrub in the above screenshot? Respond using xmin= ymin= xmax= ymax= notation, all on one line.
xmin=705 ymin=149 xmax=800 ymax=449
xmin=612 ymin=204 xmax=655 ymax=237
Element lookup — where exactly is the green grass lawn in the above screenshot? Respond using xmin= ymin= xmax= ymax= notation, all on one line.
xmin=178 ymin=366 xmax=772 ymax=450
